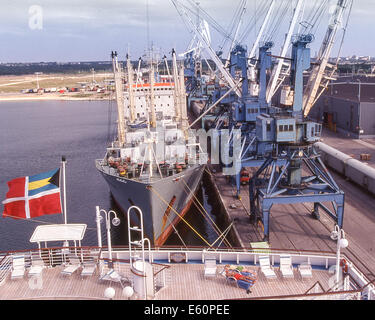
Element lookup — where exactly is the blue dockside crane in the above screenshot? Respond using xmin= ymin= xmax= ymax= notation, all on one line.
xmin=174 ymin=0 xmax=352 ymax=241
xmin=246 ymin=34 xmax=345 ymax=241
xmin=221 ymin=0 xmax=351 ymax=241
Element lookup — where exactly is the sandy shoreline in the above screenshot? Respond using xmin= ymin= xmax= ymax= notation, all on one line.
xmin=0 ymin=93 xmax=114 ymax=102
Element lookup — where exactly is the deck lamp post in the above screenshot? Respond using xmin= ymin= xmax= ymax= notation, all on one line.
xmin=96 ymin=206 xmax=120 ymax=268
xmin=104 ymin=287 xmax=116 ymax=300
xmin=331 ymin=224 xmax=348 ymax=291
xmin=123 ymin=286 xmax=134 ymax=300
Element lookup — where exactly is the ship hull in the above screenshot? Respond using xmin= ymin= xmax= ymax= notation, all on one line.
xmin=96 ymin=162 xmax=205 ymax=246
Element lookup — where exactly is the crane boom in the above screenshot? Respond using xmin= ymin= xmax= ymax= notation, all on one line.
xmin=224 ymin=0 xmax=247 ymax=68
xmin=266 ymin=0 xmax=304 ymax=103
xmin=302 ymin=0 xmax=349 ymax=117
xmin=183 ymin=0 xmax=235 ymax=44
xmin=247 ymin=0 xmax=276 ymax=82
xmin=248 ymin=0 xmax=276 ymax=62
xmin=171 ymin=0 xmax=241 ymax=98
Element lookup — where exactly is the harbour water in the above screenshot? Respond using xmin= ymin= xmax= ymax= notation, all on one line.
xmin=0 ymin=100 xmax=223 ymax=251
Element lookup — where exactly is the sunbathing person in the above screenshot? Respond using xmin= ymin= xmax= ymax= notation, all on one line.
xmin=225 ymin=269 xmax=257 ymax=283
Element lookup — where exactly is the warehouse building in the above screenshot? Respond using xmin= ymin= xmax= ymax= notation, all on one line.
xmin=309 ymin=75 xmax=375 ymax=138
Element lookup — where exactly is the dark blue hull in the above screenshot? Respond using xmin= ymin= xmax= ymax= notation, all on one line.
xmin=96 ymin=162 xmax=205 ymax=245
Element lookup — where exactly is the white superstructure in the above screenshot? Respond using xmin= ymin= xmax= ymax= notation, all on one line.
xmin=123 ymin=83 xmax=176 ymax=119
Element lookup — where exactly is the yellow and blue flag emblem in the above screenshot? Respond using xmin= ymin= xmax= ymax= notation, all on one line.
xmin=28 ymin=168 xmax=60 ymax=196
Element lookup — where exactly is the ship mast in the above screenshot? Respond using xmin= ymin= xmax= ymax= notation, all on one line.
xmin=149 ymin=62 xmax=157 ymax=128
xmin=179 ymin=63 xmax=189 ymax=138
xmin=126 ymin=54 xmax=136 ymax=122
xmin=172 ymin=49 xmax=182 ymax=122
xmin=172 ymin=49 xmax=189 ymax=135
xmin=111 ymin=51 xmax=126 ymax=146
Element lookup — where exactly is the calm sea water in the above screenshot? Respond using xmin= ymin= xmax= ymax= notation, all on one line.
xmin=0 ymin=100 xmax=221 ymax=252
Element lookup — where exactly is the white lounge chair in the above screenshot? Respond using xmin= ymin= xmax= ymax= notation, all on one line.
xmin=279 ymin=254 xmax=294 ymax=278
xmin=81 ymin=260 xmax=97 ymax=277
xmin=29 ymin=256 xmax=45 ymax=277
xmin=204 ymin=258 xmax=217 ymax=278
xmin=99 ymin=269 xmax=125 ymax=286
xmin=298 ymin=263 xmax=313 ymax=278
xmin=61 ymin=256 xmax=81 ymax=276
xmin=11 ymin=255 xmax=25 ymax=280
xmin=258 ymin=256 xmax=277 ymax=279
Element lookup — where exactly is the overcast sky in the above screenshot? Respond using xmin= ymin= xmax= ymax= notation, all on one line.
xmin=0 ymin=0 xmax=373 ymax=63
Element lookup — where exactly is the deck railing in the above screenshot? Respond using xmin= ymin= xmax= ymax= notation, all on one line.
xmin=0 ymin=254 xmax=12 ymax=286
xmin=248 ymin=289 xmax=362 ymax=300
xmin=1 ymin=246 xmax=102 ymax=271
xmin=0 ymin=244 xmax=361 ymax=271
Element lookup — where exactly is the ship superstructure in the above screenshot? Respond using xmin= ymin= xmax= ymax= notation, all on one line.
xmin=96 ymin=50 xmax=206 ymax=246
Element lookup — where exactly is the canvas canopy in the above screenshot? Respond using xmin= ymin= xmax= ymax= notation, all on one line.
xmin=30 ymin=224 xmax=87 ymax=243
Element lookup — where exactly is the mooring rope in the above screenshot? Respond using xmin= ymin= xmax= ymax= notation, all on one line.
xmin=148 ymin=186 xmax=211 ymax=247
xmin=180 ymin=178 xmax=233 ymax=248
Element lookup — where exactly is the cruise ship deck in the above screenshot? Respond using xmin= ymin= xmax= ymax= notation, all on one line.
xmin=0 ymin=246 xmax=373 ymax=300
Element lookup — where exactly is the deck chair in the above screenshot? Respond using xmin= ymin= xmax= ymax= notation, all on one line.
xmin=61 ymin=256 xmax=81 ymax=276
xmin=204 ymin=258 xmax=217 ymax=278
xmin=225 ymin=275 xmax=240 ymax=291
xmin=298 ymin=263 xmax=313 ymax=278
xmin=99 ymin=269 xmax=127 ymax=286
xmin=28 ymin=256 xmax=45 ymax=277
xmin=81 ymin=258 xmax=97 ymax=277
xmin=11 ymin=255 xmax=25 ymax=280
xmin=279 ymin=254 xmax=294 ymax=278
xmin=258 ymin=256 xmax=277 ymax=279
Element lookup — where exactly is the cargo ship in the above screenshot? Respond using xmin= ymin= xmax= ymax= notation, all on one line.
xmin=95 ymin=50 xmax=206 ymax=246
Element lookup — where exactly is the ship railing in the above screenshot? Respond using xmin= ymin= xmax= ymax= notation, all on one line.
xmin=0 ymin=245 xmax=340 ymax=267
xmin=304 ymin=280 xmax=326 ymax=295
xmin=95 ymin=158 xmax=199 ymax=180
xmin=1 ymin=246 xmax=103 ymax=271
xmin=245 ymin=288 xmax=362 ymax=300
xmin=108 ymin=244 xmax=373 ymax=297
xmin=358 ymin=278 xmax=375 ymax=300
xmin=0 ymin=254 xmax=12 ymax=286
xmin=242 ymin=273 xmax=370 ymax=300
xmin=96 ymin=253 xmax=172 ymax=293
xmin=0 ymin=244 xmax=366 ymax=272
xmin=132 ymin=244 xmax=339 ymax=264
xmin=95 ymin=159 xmax=108 ymax=173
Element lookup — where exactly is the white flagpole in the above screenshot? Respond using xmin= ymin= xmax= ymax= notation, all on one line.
xmin=61 ymin=156 xmax=67 ymax=225
xmin=95 ymin=206 xmax=103 ymax=248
